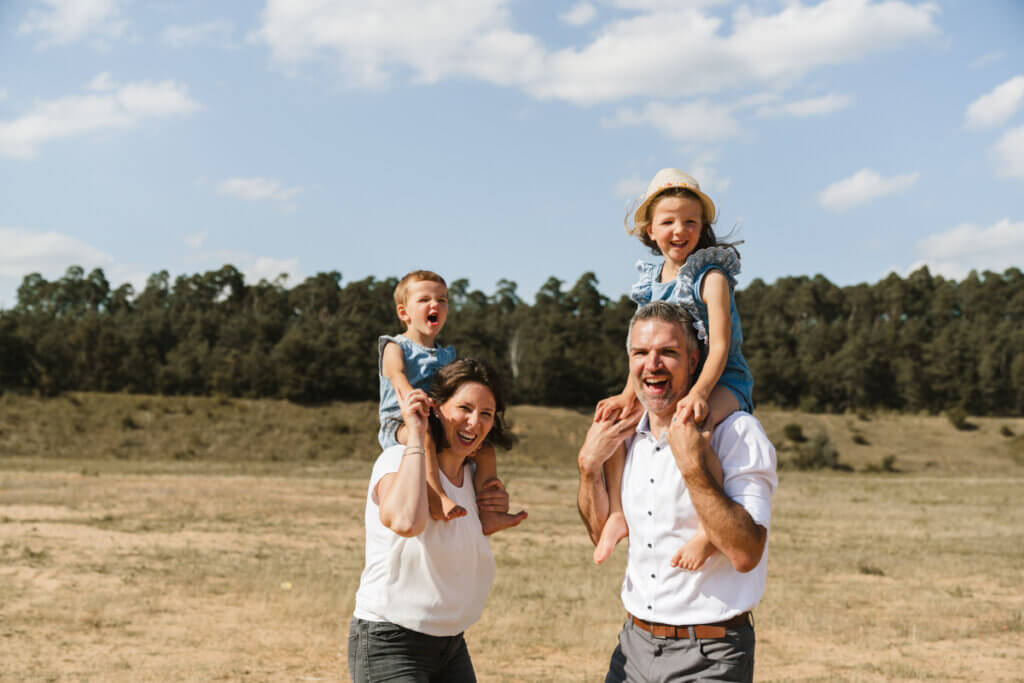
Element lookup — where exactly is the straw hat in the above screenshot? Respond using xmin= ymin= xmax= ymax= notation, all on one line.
xmin=634 ymin=168 xmax=716 ymax=227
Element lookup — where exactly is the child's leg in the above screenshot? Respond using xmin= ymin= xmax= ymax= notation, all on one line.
xmin=706 ymin=384 xmax=741 ymax=429
xmin=671 ymin=394 xmax=728 ymax=570
xmin=593 ymin=450 xmax=628 ymax=565
xmin=397 ymin=423 xmax=465 ymax=521
xmin=472 ymin=444 xmax=527 ymax=535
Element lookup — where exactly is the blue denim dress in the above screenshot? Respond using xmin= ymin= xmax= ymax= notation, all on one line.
xmin=377 ymin=334 xmax=457 ymax=448
xmin=630 ymin=246 xmax=754 ymax=413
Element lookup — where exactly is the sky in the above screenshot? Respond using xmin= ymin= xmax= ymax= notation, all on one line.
xmin=1 ymin=0 xmax=1023 ymax=309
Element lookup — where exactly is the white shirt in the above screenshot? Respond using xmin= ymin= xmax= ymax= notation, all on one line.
xmin=353 ymin=445 xmax=495 ymax=636
xmin=620 ymin=411 xmax=777 ymax=625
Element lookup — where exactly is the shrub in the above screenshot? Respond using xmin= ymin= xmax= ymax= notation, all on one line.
xmin=1000 ymin=425 xmax=1015 ymax=438
xmin=852 ymin=433 xmax=869 ymax=445
xmin=783 ymin=423 xmax=806 ymax=443
xmin=946 ymin=406 xmax=974 ymax=431
xmin=785 ymin=431 xmax=842 ymax=470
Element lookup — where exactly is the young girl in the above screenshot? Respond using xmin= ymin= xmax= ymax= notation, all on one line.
xmin=593 ymin=168 xmax=754 ymax=569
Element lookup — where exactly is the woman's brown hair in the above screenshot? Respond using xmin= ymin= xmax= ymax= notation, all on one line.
xmin=427 ymin=359 xmax=517 ymax=451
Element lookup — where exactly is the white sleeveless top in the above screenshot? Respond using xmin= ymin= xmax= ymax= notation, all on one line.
xmin=353 ymin=445 xmax=495 ymax=636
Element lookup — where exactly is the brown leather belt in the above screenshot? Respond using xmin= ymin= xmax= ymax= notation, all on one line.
xmin=630 ymin=612 xmax=751 ymax=639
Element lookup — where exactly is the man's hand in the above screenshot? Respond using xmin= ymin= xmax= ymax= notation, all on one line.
xmin=668 ymin=404 xmax=713 ymax=474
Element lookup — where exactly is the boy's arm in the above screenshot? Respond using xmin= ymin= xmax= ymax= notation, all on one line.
xmin=381 ymin=341 xmax=416 ymax=403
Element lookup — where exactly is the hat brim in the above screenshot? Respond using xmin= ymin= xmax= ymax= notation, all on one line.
xmin=634 ymin=185 xmax=717 ymax=228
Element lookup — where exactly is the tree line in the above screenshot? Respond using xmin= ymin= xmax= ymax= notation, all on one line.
xmin=1 ymin=264 xmax=1022 ymax=416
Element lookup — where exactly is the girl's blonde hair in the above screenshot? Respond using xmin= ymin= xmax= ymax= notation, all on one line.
xmin=626 ymin=187 xmax=739 ymax=258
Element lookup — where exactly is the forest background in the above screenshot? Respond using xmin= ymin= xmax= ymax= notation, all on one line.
xmin=2 ymin=263 xmax=1022 ymax=416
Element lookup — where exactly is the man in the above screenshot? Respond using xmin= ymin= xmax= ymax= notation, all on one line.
xmin=577 ymin=301 xmax=777 ymax=682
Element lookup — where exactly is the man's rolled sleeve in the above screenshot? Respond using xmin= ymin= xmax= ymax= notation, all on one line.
xmin=714 ymin=413 xmax=778 ymax=530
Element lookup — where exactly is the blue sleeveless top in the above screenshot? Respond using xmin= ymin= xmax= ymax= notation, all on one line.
xmin=377 ymin=334 xmax=457 ymax=448
xmin=629 ymin=246 xmax=754 ymax=412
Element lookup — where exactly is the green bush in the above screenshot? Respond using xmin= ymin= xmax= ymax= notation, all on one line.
xmin=783 ymin=423 xmax=806 ymax=443
xmin=946 ymin=406 xmax=973 ymax=431
xmin=785 ymin=431 xmax=842 ymax=470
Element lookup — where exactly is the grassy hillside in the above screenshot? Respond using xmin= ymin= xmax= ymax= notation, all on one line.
xmin=1 ymin=392 xmax=1021 ymax=477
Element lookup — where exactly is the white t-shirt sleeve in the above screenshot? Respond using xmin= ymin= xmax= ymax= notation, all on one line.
xmin=369 ymin=445 xmax=405 ymax=506
xmin=714 ymin=413 xmax=778 ymax=530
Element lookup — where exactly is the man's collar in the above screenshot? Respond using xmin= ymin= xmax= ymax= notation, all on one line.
xmin=635 ymin=411 xmax=668 ymax=448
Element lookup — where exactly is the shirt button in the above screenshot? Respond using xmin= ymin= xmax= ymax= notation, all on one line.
xmin=650 ymin=478 xmax=654 ymax=483
xmin=647 ymin=543 xmax=652 ymax=548
xmin=650 ymin=573 xmax=656 ymax=579
xmin=648 ymin=511 xmax=652 ymax=516
xmin=647 ymin=605 xmax=652 ymax=610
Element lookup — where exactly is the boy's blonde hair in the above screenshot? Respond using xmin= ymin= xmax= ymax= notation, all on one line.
xmin=393 ymin=270 xmax=447 ymax=310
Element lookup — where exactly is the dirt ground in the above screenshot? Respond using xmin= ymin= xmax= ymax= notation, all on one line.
xmin=2 ymin=464 xmax=1022 ymax=682
xmin=2 ymin=398 xmax=1023 ymax=681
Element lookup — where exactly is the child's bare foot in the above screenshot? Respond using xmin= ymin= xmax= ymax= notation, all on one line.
xmin=593 ymin=512 xmax=628 ymax=564
xmin=670 ymin=532 xmax=716 ymax=570
xmin=480 ymin=510 xmax=527 ymax=535
xmin=427 ymin=488 xmax=467 ymax=521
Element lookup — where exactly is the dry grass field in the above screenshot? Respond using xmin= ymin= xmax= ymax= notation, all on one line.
xmin=1 ymin=393 xmax=1023 ymax=681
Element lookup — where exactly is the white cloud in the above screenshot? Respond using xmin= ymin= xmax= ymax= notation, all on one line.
xmin=0 ymin=88 xmax=7 ymax=101
xmin=216 ymin=177 xmax=303 ymax=202
xmin=184 ymin=231 xmax=208 ymax=250
xmin=965 ymin=76 xmax=1024 ymax=129
xmin=0 ymin=227 xmax=113 ymax=280
xmin=605 ymin=100 xmax=741 ymax=142
xmin=684 ymin=154 xmax=731 ymax=195
xmin=970 ymin=51 xmax=1003 ymax=69
xmin=246 ymin=256 xmax=301 ymax=284
xmin=255 ymin=0 xmax=939 ymax=105
xmin=254 ymin=0 xmax=521 ymax=86
xmin=614 ymin=177 xmax=648 ymax=200
xmin=86 ymin=72 xmax=117 ymax=91
xmin=914 ymin=219 xmax=1024 ymax=280
xmin=195 ymin=249 xmax=301 ymax=286
xmin=561 ymin=2 xmax=597 ymax=26
xmin=757 ymin=92 xmax=852 ymax=118
xmin=161 ymin=20 xmax=235 ymax=49
xmin=819 ymin=169 xmax=919 ymax=211
xmin=992 ymin=124 xmax=1024 ymax=182
xmin=0 ymin=76 xmax=200 ymax=159
xmin=19 ymin=0 xmax=126 ymax=46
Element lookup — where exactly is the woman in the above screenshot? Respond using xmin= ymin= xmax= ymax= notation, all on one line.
xmin=348 ymin=359 xmax=525 ymax=682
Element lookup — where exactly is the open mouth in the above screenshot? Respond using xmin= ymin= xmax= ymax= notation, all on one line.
xmin=455 ymin=430 xmax=476 ymax=446
xmin=427 ymin=312 xmax=439 ymax=324
xmin=642 ymin=376 xmax=670 ymax=396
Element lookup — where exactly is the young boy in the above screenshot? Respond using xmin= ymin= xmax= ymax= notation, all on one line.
xmin=378 ymin=270 xmax=524 ymax=534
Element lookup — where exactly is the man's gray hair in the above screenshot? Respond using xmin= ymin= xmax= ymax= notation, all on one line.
xmin=626 ymin=301 xmax=699 ymax=354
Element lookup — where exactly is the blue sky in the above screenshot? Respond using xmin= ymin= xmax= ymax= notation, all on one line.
xmin=2 ymin=0 xmax=1023 ymax=309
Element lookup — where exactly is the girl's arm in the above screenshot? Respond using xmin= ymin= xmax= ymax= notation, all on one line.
xmin=693 ymin=270 xmax=732 ymax=401
xmin=376 ymin=390 xmax=431 ymax=537
xmin=677 ymin=270 xmax=731 ymax=425
xmin=594 ymin=377 xmax=638 ymax=422
xmin=381 ymin=341 xmax=415 ymax=404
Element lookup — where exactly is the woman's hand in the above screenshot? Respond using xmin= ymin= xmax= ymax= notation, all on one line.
xmin=476 ymin=478 xmax=527 ymax=534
